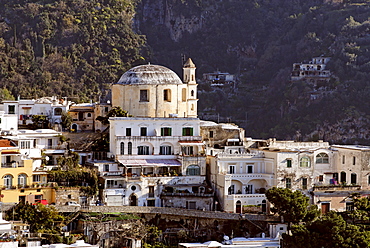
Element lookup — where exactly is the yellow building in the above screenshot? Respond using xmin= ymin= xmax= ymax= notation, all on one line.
xmin=0 ymin=139 xmax=55 ymax=204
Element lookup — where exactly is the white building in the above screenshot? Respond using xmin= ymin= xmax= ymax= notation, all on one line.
xmin=94 ymin=59 xmax=212 ymax=209
xmin=1 ymin=96 xmax=71 ymax=129
xmin=201 ymin=122 xmax=273 ymax=213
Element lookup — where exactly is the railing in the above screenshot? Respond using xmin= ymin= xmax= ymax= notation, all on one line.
xmin=313 ymin=184 xmax=361 ymax=191
xmin=101 ymin=171 xmax=123 ymax=176
xmin=217 ymin=151 xmax=264 ymax=158
xmin=1 ymin=162 xmax=24 ymax=168
xmin=161 ymin=192 xmax=214 ymax=197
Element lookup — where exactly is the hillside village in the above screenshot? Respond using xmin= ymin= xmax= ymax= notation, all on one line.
xmin=0 ymin=58 xmax=370 ymax=246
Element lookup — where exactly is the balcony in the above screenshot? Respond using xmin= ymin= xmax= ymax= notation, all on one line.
xmin=161 ymin=192 xmax=213 ymax=197
xmin=226 ymin=194 xmax=266 ymax=200
xmin=229 ymin=173 xmax=273 ymax=181
xmin=1 ymin=161 xmax=24 ymax=168
xmin=217 ymin=151 xmax=264 ymax=158
xmin=313 ymin=184 xmax=361 ymax=191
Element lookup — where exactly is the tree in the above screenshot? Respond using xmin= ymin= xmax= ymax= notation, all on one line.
xmin=283 ymin=212 xmax=370 ymax=248
xmin=6 ymin=202 xmax=65 ymax=243
xmin=61 ymin=111 xmax=72 ymax=130
xmin=0 ymin=88 xmax=15 ymax=101
xmin=31 ymin=115 xmax=49 ymax=129
xmin=265 ymin=187 xmax=319 ymax=227
xmin=96 ymin=106 xmax=129 ymax=125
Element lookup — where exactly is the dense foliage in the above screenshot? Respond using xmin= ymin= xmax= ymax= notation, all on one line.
xmin=136 ymin=0 xmax=370 ymax=143
xmin=266 ymin=188 xmax=370 ymax=247
xmin=0 ymin=0 xmax=146 ymax=102
xmin=6 ymin=202 xmax=65 ymax=243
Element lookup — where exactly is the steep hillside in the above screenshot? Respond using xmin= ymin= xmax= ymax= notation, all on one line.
xmin=0 ymin=0 xmax=146 ymax=102
xmin=135 ymin=0 xmax=370 ymax=144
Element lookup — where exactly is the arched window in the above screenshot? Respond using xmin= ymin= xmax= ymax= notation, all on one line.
xmin=4 ymin=175 xmax=13 ymax=188
xmin=351 ymin=173 xmax=357 ymax=185
xmin=18 ymin=174 xmax=27 ymax=187
xmin=316 ymin=153 xmax=329 ymax=163
xmin=340 ymin=171 xmax=346 ymax=183
xmin=300 ymin=157 xmax=311 ymax=167
xmin=186 ymin=165 xmax=200 ymax=176
xmin=120 ymin=142 xmax=124 ymax=155
xmin=191 ymin=90 xmax=194 ymax=97
xmin=128 ymin=142 xmax=132 ymax=155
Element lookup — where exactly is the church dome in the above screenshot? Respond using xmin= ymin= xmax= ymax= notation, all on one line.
xmin=115 ymin=64 xmax=183 ymax=85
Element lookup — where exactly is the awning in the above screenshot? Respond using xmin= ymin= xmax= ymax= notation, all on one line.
xmin=227 ymin=139 xmax=240 ymax=142
xmin=179 ymin=141 xmax=204 ymax=146
xmin=22 ymin=107 xmax=32 ymax=109
xmin=1 ymin=151 xmax=20 ymax=155
xmin=119 ymin=159 xmax=181 ymax=167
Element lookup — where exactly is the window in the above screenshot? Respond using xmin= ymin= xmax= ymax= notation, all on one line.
xmin=346 ymin=202 xmax=354 ymax=211
xmin=191 ymin=90 xmax=194 ymax=97
xmin=161 ymin=127 xmax=172 ymax=136
xmin=342 ymin=155 xmax=345 ymax=164
xmin=209 ymin=131 xmax=214 ymax=138
xmin=182 ymin=146 xmax=194 ymax=155
xmin=87 ymin=113 xmax=92 ymax=117
xmin=18 ymin=174 xmax=27 ymax=187
xmin=164 ymin=89 xmax=171 ymax=102
xmin=353 ymin=156 xmax=356 ymax=165
xmin=186 ymin=165 xmax=200 ymax=175
xmin=319 ymin=175 xmax=324 ymax=182
xmin=104 ymin=164 xmax=109 ymax=172
xmin=33 ymin=175 xmax=40 ymax=182
xmin=8 ymin=105 xmax=15 ymax=114
xmin=245 ymin=185 xmax=253 ymax=194
xmin=182 ymin=127 xmax=193 ymax=136
xmin=54 ymin=108 xmax=62 ymax=116
xmin=247 ymin=164 xmax=253 ymax=173
xmin=182 ymin=88 xmax=186 ymax=102
xmin=126 ymin=128 xmax=131 ymax=136
xmin=147 ymin=200 xmax=155 ymax=206
xmin=186 ymin=201 xmax=196 ymax=210
xmin=340 ymin=171 xmax=346 ymax=183
xmin=20 ymin=141 xmax=31 ymax=149
xmin=368 ymin=175 xmax=370 ymax=185
xmin=286 ymin=178 xmax=291 ymax=189
xmin=138 ymin=146 xmax=150 ymax=155
xmin=228 ymin=185 xmax=235 ymax=195
xmin=48 ymin=139 xmax=53 ymax=148
xmin=286 ymin=159 xmax=292 ymax=168
xmin=128 ymin=142 xmax=132 ymax=155
xmin=160 ymin=146 xmax=172 ymax=155
xmin=4 ymin=175 xmax=13 ymax=188
xmin=140 ymin=127 xmax=147 ymax=136
xmin=120 ymin=142 xmax=124 ymax=155
xmin=316 ymin=153 xmax=329 ymax=163
xmin=140 ymin=90 xmax=149 ymax=102
xmin=148 ymin=186 xmax=155 ymax=198
xmin=302 ymin=178 xmax=307 ymax=190
xmin=300 ymin=157 xmax=310 ymax=167
xmin=351 ymin=173 xmax=357 ymax=184
xmin=229 ymin=165 xmax=235 ymax=174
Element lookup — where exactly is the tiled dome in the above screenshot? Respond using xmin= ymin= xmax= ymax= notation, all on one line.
xmin=115 ymin=64 xmax=183 ymax=85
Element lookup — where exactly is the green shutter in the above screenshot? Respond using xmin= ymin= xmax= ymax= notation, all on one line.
xmin=161 ymin=128 xmax=164 ymax=136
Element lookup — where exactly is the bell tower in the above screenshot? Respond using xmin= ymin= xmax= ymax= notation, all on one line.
xmin=183 ymin=58 xmax=198 ymax=117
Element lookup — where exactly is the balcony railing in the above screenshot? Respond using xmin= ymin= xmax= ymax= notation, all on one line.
xmin=161 ymin=192 xmax=214 ymax=197
xmin=1 ymin=162 xmax=24 ymax=168
xmin=313 ymin=184 xmax=361 ymax=191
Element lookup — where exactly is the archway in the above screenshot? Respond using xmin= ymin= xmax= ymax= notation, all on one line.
xmin=236 ymin=200 xmax=242 ymax=213
xmin=71 ymin=124 xmax=78 ymax=132
xmin=129 ymin=194 xmax=137 ymax=206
